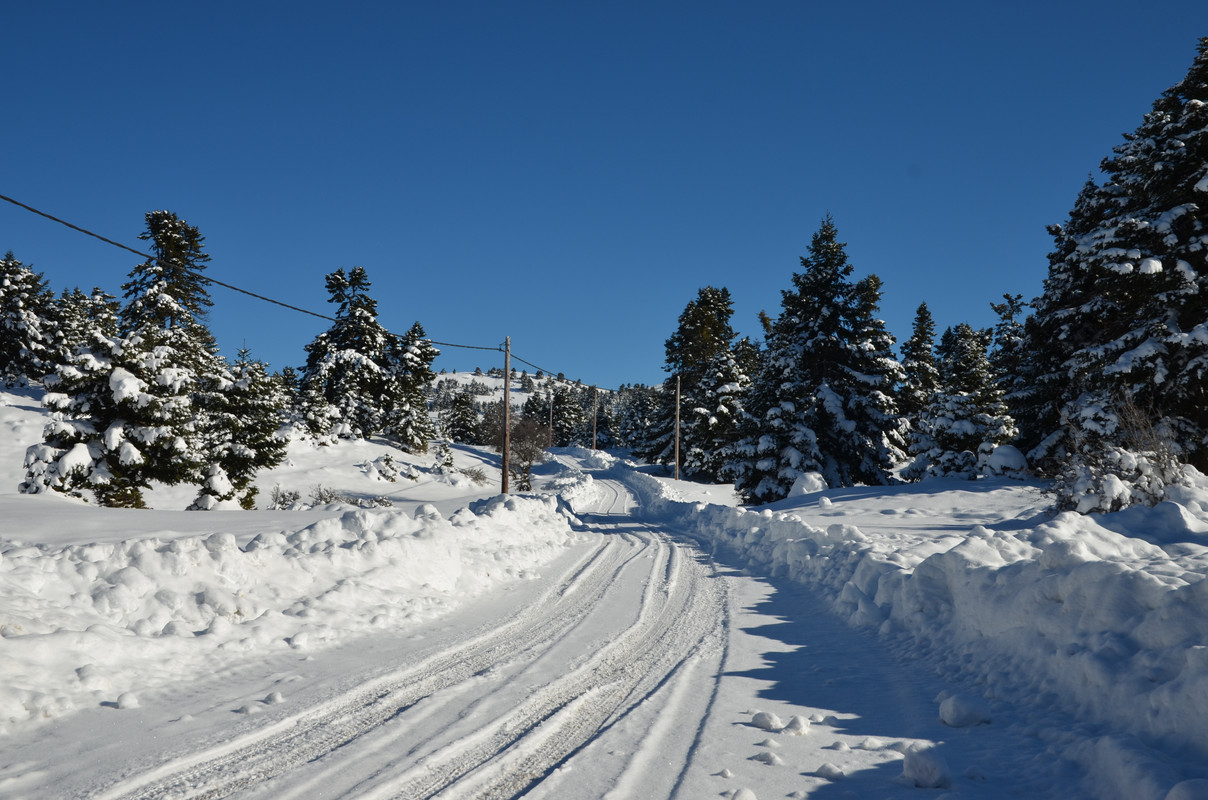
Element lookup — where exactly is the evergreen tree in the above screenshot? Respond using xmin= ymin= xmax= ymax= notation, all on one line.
xmin=522 ymin=384 xmax=588 ymax=447
xmin=726 ymin=217 xmax=904 ymax=501
xmin=300 ymin=267 xmax=436 ymax=450
xmin=683 ymin=347 xmax=751 ymax=480
xmin=0 ymin=252 xmax=57 ymax=385
xmin=613 ymin=383 xmax=659 ymax=452
xmin=22 ymin=334 xmax=191 ymax=506
xmin=383 ymin=321 xmax=438 ymax=451
xmin=442 ymin=388 xmax=484 ymax=445
xmin=54 ymin=287 xmax=118 ymax=367
xmin=845 ymin=274 xmax=909 ymax=478
xmin=899 ymin=302 xmax=940 ymax=421
xmin=23 ymin=211 xmax=226 ymax=506
xmin=645 ymin=286 xmax=738 ymax=469
xmin=189 ymin=348 xmax=288 ymax=510
xmin=906 ymin=323 xmax=1017 ymax=479
xmin=1024 ymin=38 xmax=1208 ymax=486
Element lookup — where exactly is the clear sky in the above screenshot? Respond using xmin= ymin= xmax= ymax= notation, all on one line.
xmin=4 ymin=2 xmax=1207 ymax=389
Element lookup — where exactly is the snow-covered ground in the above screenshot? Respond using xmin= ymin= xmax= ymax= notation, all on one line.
xmin=3 ymin=387 xmax=1208 ymax=799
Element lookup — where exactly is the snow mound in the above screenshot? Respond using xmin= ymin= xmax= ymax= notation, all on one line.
xmin=782 ymin=714 xmax=809 ymax=735
xmin=814 ymin=762 xmax=845 ymax=781
xmin=938 ymin=693 xmax=991 ymax=727
xmin=0 ymin=492 xmax=581 ymax=732
xmin=750 ymin=710 xmax=784 ymax=731
xmin=789 ymin=471 xmax=828 ymax=496
xmin=900 ymin=745 xmax=951 ymax=789
xmin=983 ymin=444 xmax=1028 ymax=477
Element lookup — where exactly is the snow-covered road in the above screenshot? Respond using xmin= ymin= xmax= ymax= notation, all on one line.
xmin=4 ymin=470 xmax=1107 ymax=800
xmin=4 ymin=477 xmax=732 ymax=799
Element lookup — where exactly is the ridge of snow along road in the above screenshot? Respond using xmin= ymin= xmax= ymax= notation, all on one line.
xmin=0 ymin=491 xmax=585 ymax=733
xmin=566 ymin=448 xmax=1208 ymax=797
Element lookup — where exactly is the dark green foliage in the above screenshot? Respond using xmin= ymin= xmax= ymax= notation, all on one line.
xmin=300 ymin=267 xmax=438 ymax=450
xmin=0 ymin=252 xmax=57 ymax=385
xmin=1023 ymin=37 xmax=1208 ymax=487
xmin=442 ymin=388 xmax=484 ymax=445
xmin=189 ymin=348 xmax=289 ymax=509
xmin=906 ymin=323 xmax=1016 ymax=479
xmin=899 ymin=302 xmax=940 ymax=420
xmin=726 ymin=217 xmax=905 ymax=502
xmin=645 ymin=286 xmax=742 ymax=474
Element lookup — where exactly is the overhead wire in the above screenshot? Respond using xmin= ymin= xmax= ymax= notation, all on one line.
xmin=2 ymin=192 xmax=599 ymax=383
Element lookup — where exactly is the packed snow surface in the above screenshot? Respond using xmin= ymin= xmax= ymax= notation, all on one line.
xmin=3 ymin=388 xmax=1208 ymax=799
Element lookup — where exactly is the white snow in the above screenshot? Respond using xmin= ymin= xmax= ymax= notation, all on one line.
xmin=3 ymin=386 xmax=1208 ymax=799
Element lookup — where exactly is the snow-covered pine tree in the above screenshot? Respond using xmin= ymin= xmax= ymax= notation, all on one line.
xmin=1022 ymin=37 xmax=1208 ymax=507
xmin=22 ymin=211 xmax=227 ymax=506
xmin=383 ymin=321 xmax=438 ymax=452
xmin=0 ymin=251 xmax=57 ymax=385
xmin=726 ymin=217 xmax=903 ymax=502
xmin=683 ymin=346 xmax=751 ymax=480
xmin=442 ymin=388 xmax=484 ymax=445
xmin=21 ymin=332 xmax=194 ymax=506
xmin=899 ymin=302 xmax=940 ymax=421
xmin=988 ymin=294 xmax=1029 ymax=411
xmin=843 ymin=274 xmax=908 ymax=481
xmin=300 ymin=267 xmax=436 ymax=448
xmin=54 ymin=287 xmax=118 ymax=368
xmin=189 ymin=348 xmax=288 ymax=510
xmin=521 ymin=384 xmax=587 ymax=447
xmin=644 ymin=286 xmax=738 ymax=472
xmin=613 ymin=383 xmax=659 ymax=452
xmin=594 ymin=390 xmax=619 ymax=449
xmin=906 ymin=323 xmax=1017 ymax=479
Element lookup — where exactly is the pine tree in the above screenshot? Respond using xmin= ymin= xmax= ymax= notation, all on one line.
xmin=907 ymin=323 xmax=1017 ymax=479
xmin=189 ymin=348 xmax=288 ymax=510
xmin=727 ymin=217 xmax=904 ymax=502
xmin=613 ymin=383 xmax=659 ymax=452
xmin=299 ymin=267 xmax=435 ymax=450
xmin=23 ymin=211 xmax=225 ymax=506
xmin=443 ymin=388 xmax=484 ymax=445
xmin=522 ymin=384 xmax=587 ymax=447
xmin=21 ymin=330 xmax=196 ymax=506
xmin=1022 ymin=37 xmax=1208 ymax=503
xmin=645 ymin=286 xmax=738 ymax=469
xmin=899 ymin=302 xmax=940 ymax=421
xmin=844 ymin=274 xmax=908 ymax=480
xmin=383 ymin=321 xmax=438 ymax=452
xmin=0 ymin=252 xmax=57 ymax=385
xmin=54 ymin=287 xmax=118 ymax=367
xmin=683 ymin=347 xmax=751 ymax=480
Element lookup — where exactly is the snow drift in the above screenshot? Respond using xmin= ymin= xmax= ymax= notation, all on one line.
xmin=584 ymin=453 xmax=1208 ymax=796
xmin=0 ymin=492 xmax=582 ymax=733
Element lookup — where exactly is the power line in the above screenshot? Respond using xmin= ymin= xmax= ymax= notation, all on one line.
xmin=0 ymin=192 xmax=509 ymax=354
xmin=3 ymin=192 xmax=607 ymax=384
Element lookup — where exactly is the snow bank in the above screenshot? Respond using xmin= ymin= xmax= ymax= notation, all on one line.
xmin=608 ymin=464 xmax=1208 ymax=796
xmin=0 ymin=492 xmax=582 ymax=733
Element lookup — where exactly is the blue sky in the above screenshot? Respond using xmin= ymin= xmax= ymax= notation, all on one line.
xmin=4 ymin=2 xmax=1207 ymax=389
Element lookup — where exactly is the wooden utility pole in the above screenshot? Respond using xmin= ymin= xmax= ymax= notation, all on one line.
xmin=502 ymin=336 xmax=511 ymax=494
xmin=548 ymin=387 xmax=554 ymax=447
xmin=674 ymin=374 xmax=681 ymax=481
xmin=591 ymin=385 xmax=598 ymax=450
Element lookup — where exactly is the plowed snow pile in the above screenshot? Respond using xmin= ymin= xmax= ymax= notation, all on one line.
xmin=582 ymin=449 xmax=1208 ymax=796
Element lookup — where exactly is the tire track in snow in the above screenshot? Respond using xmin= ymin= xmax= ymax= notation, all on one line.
xmin=87 ymin=531 xmax=645 ymax=800
xmin=91 ymin=479 xmax=726 ymax=800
